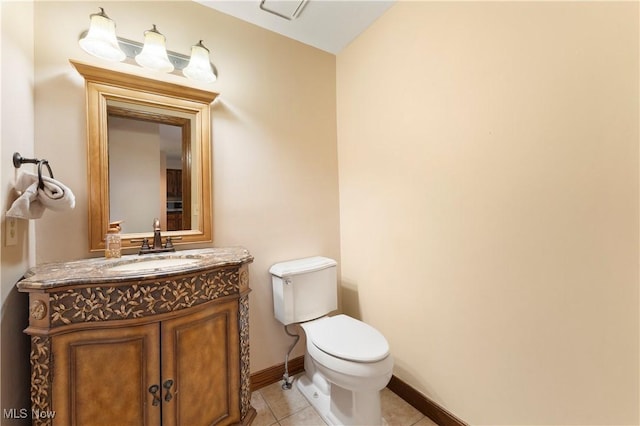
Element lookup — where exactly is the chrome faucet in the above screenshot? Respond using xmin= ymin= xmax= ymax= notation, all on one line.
xmin=134 ymin=218 xmax=177 ymax=255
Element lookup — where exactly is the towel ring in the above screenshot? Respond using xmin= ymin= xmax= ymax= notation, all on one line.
xmin=37 ymin=160 xmax=55 ymax=190
xmin=13 ymin=152 xmax=39 ymax=168
xmin=12 ymin=152 xmax=56 ymax=192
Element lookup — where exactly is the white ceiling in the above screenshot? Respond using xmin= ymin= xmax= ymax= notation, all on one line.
xmin=196 ymin=0 xmax=396 ymax=54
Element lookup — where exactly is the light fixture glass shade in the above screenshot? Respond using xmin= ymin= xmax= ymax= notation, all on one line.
xmin=182 ymin=41 xmax=217 ymax=83
xmin=134 ymin=25 xmax=174 ymax=73
xmin=78 ymin=8 xmax=125 ymax=62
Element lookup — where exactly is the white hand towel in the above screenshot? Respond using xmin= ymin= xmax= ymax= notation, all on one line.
xmin=6 ymin=171 xmax=76 ymax=220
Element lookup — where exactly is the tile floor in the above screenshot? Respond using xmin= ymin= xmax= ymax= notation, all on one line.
xmin=251 ymin=375 xmax=438 ymax=426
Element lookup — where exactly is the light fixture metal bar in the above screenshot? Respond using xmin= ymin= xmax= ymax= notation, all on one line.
xmin=78 ymin=30 xmax=218 ymax=78
xmin=117 ymin=36 xmax=189 ymax=71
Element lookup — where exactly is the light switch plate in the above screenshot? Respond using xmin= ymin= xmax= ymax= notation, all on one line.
xmin=5 ymin=217 xmax=17 ymax=246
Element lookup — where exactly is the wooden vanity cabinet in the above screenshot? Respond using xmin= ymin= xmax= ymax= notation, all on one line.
xmin=18 ymin=248 xmax=255 ymax=426
xmin=161 ymin=299 xmax=240 ymax=426
xmin=51 ymin=323 xmax=161 ymax=426
xmin=51 ymin=300 xmax=239 ymax=426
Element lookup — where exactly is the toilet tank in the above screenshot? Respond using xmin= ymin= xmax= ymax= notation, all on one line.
xmin=269 ymin=257 xmax=338 ymax=325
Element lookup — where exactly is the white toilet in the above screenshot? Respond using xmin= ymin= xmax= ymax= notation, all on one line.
xmin=269 ymin=256 xmax=393 ymax=426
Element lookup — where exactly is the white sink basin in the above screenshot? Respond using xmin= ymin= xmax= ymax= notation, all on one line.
xmin=108 ymin=257 xmax=200 ymax=272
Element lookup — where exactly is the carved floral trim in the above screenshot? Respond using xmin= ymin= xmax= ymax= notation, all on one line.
xmin=50 ymin=269 xmax=238 ymax=327
xmin=240 ymin=269 xmax=249 ymax=289
xmin=239 ymin=294 xmax=251 ymax=420
xmin=30 ymin=300 xmax=47 ymax=320
xmin=30 ymin=336 xmax=52 ymax=426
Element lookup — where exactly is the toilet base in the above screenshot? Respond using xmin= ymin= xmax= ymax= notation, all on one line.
xmin=297 ymin=375 xmax=332 ymax=424
xmin=296 ymin=373 xmax=384 ymax=426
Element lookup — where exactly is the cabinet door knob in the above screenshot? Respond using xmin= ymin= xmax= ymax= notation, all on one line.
xmin=148 ymin=384 xmax=161 ymax=406
xmin=163 ymin=379 xmax=174 ymax=402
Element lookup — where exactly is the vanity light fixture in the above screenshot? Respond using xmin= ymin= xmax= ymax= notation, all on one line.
xmin=182 ymin=41 xmax=217 ymax=83
xmin=78 ymin=8 xmax=218 ymax=83
xmin=78 ymin=8 xmax=126 ymax=62
xmin=135 ymin=25 xmax=174 ymax=73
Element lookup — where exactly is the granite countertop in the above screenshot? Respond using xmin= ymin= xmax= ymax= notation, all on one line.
xmin=17 ymin=247 xmax=253 ymax=290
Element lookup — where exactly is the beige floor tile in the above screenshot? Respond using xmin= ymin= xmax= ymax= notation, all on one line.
xmin=412 ymin=416 xmax=439 ymax=426
xmin=279 ymin=406 xmax=328 ymax=426
xmin=380 ymin=388 xmax=425 ymax=426
xmin=259 ymin=380 xmax=311 ymax=420
xmin=250 ymin=391 xmax=278 ymax=426
xmin=255 ymin=377 xmax=431 ymax=426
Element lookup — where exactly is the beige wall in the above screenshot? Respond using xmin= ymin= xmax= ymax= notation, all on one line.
xmin=1 ymin=0 xmax=35 ymax=422
xmin=32 ymin=0 xmax=339 ymax=371
xmin=337 ymin=2 xmax=639 ymax=424
xmin=0 ymin=2 xmax=337 ymax=413
xmin=108 ymin=117 xmax=163 ymax=233
xmin=3 ymin=1 xmax=639 ymax=424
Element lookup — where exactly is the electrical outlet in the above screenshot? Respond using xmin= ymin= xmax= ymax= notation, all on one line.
xmin=5 ymin=217 xmax=17 ymax=246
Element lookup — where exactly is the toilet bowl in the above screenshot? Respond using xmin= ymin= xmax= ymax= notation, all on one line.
xmin=297 ymin=315 xmax=393 ymax=426
xmin=269 ymin=257 xmax=394 ymax=426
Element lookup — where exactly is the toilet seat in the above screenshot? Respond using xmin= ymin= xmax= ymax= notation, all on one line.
xmin=305 ymin=315 xmax=390 ymax=362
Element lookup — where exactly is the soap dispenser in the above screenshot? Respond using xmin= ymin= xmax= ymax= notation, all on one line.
xmin=105 ymin=221 xmax=123 ymax=258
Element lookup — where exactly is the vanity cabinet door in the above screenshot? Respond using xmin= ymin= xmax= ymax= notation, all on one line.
xmin=51 ymin=323 xmax=161 ymax=426
xmin=160 ymin=299 xmax=241 ymax=426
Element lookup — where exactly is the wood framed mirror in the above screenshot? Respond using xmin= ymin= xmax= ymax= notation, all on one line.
xmin=71 ymin=60 xmax=218 ymax=252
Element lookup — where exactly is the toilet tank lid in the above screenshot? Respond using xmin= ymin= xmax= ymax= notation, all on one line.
xmin=269 ymin=256 xmax=337 ymax=277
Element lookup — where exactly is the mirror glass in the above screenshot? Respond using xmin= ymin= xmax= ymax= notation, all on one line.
xmin=107 ymin=101 xmax=194 ymax=233
xmin=71 ymin=60 xmax=218 ymax=252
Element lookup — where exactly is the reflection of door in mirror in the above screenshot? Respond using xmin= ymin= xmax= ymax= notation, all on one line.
xmin=107 ymin=105 xmax=193 ymax=234
xmin=166 ymin=168 xmax=182 ymax=231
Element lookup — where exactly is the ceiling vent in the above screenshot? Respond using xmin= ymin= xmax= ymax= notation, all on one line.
xmin=259 ymin=0 xmax=309 ymax=20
